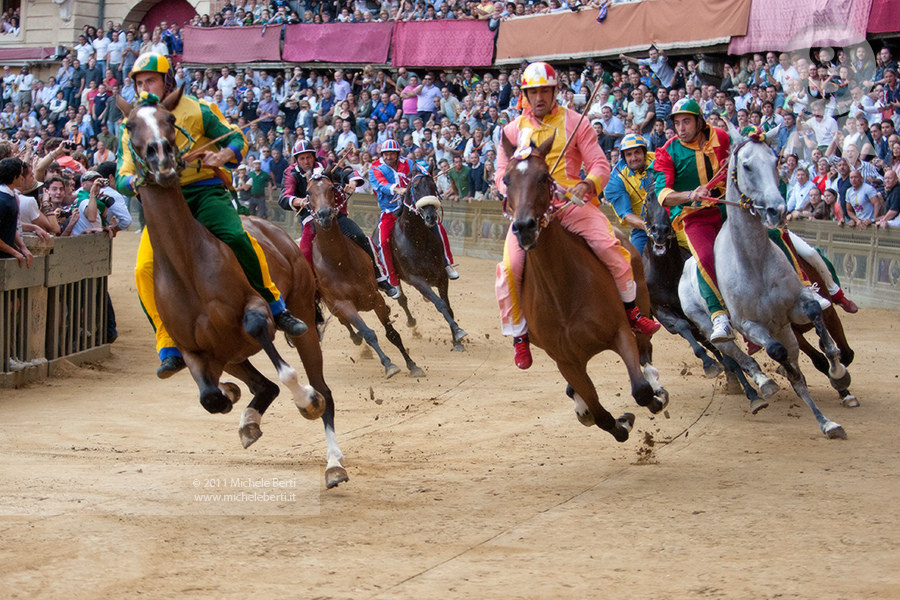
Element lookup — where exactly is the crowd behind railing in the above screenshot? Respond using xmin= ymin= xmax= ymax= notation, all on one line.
xmin=2 ymin=23 xmax=900 ymax=269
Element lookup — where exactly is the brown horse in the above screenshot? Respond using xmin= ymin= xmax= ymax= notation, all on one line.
xmin=390 ymin=172 xmax=468 ymax=352
xmin=306 ymin=169 xmax=425 ymax=379
xmin=121 ymin=89 xmax=349 ymax=488
xmin=501 ymin=135 xmax=667 ymax=442
xmin=791 ymin=252 xmax=859 ymax=407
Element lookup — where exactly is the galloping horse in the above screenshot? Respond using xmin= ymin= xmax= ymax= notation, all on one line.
xmin=122 ymin=89 xmax=349 ymax=488
xmin=641 ymin=189 xmax=763 ymax=402
xmin=501 ymin=135 xmax=667 ymax=442
xmin=306 ymin=168 xmax=425 ymax=379
xmin=712 ymin=129 xmax=849 ymax=438
xmin=389 ymin=172 xmax=468 ymax=352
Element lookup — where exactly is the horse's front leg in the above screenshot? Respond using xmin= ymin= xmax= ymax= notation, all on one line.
xmin=409 ymin=274 xmax=467 ymax=351
xmin=372 ymin=297 xmax=425 ymax=378
xmin=394 ymin=285 xmax=417 ymax=327
xmin=182 ymin=352 xmax=233 ymax=415
xmin=659 ymin=306 xmax=723 ymax=378
xmin=613 ymin=326 xmax=667 ymax=414
xmin=557 ymin=361 xmax=634 ymax=442
xmin=796 ymin=293 xmax=851 ymax=390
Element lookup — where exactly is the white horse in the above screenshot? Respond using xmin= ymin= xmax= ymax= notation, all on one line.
xmin=682 ymin=130 xmax=848 ymax=439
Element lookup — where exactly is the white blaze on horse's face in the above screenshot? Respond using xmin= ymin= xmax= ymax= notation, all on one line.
xmin=136 ymin=105 xmax=178 ymax=183
xmin=136 ymin=106 xmax=163 ymax=143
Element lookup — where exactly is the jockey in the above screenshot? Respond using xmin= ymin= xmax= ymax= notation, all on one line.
xmin=368 ymin=138 xmax=458 ymax=288
xmin=117 ymin=53 xmax=308 ymax=379
xmin=279 ymin=139 xmax=399 ymax=299
xmin=654 ymin=98 xmax=735 ymax=342
xmin=495 ymin=62 xmax=660 ymax=370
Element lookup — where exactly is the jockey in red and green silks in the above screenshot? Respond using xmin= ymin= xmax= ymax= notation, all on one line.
xmin=653 ymin=98 xmax=736 ymax=342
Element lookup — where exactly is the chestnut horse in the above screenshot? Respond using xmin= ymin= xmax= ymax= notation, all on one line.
xmin=390 ymin=172 xmax=468 ymax=352
xmin=306 ymin=169 xmax=425 ymax=379
xmin=501 ymin=135 xmax=667 ymax=442
xmin=121 ymin=90 xmax=348 ymax=488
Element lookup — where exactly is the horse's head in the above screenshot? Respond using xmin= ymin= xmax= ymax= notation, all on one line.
xmin=406 ymin=171 xmax=441 ymax=228
xmin=121 ymin=87 xmax=184 ymax=187
xmin=726 ymin=121 xmax=785 ymax=228
xmin=501 ymin=132 xmax=555 ymax=251
xmin=642 ymin=182 xmax=675 ymax=256
xmin=306 ymin=166 xmax=340 ymax=230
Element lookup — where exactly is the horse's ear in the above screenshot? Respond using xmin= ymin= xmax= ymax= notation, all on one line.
xmin=536 ymin=131 xmax=555 ymax=159
xmin=501 ymin=133 xmax=515 ymax=160
xmin=116 ymin=95 xmax=133 ymax=119
xmin=162 ymin=86 xmax=184 ymax=112
xmin=723 ymin=119 xmax=745 ymax=147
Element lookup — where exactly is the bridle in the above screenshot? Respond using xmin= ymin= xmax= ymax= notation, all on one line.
xmin=402 ymin=171 xmax=444 ymax=223
xmin=500 ymin=146 xmax=572 ymax=229
xmin=307 ymin=168 xmax=349 ymax=225
xmin=726 ymin=138 xmax=768 ymax=216
xmin=126 ymin=95 xmax=196 ymax=188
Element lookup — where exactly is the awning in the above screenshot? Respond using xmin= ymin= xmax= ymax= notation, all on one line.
xmin=729 ymin=0 xmax=872 ymax=54
xmin=182 ymin=25 xmax=281 ymax=64
xmin=868 ymin=0 xmax=900 ymax=34
xmin=0 ymin=47 xmax=57 ymax=61
xmin=391 ymin=21 xmax=495 ymax=68
xmin=283 ymin=23 xmax=393 ymax=63
xmin=496 ymin=0 xmax=751 ymax=65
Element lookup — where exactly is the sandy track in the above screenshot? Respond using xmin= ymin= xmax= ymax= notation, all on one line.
xmin=0 ymin=231 xmax=898 ymax=599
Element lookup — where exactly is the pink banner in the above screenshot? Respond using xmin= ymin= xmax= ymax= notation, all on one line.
xmin=868 ymin=0 xmax=900 ymax=33
xmin=728 ymin=0 xmax=872 ymax=54
xmin=283 ymin=23 xmax=393 ymax=63
xmin=183 ymin=25 xmax=281 ymax=64
xmin=391 ymin=21 xmax=494 ymax=68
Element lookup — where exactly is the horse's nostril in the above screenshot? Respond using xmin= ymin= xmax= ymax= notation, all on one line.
xmin=512 ymin=219 xmax=537 ymax=234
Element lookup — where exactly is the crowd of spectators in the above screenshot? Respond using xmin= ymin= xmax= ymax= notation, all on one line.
xmin=1 ymin=8 xmax=20 ymax=35
xmin=5 ymin=32 xmax=900 ymax=266
xmin=189 ymin=0 xmax=609 ymax=28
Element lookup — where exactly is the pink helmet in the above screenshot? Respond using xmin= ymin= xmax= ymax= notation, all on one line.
xmin=292 ymin=139 xmax=315 ymax=156
xmin=380 ymin=139 xmax=401 ymax=153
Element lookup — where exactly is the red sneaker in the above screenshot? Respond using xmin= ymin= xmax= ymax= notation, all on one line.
xmin=627 ymin=307 xmax=661 ymax=336
xmin=830 ymin=289 xmax=858 ymax=314
xmin=513 ymin=335 xmax=533 ymax=370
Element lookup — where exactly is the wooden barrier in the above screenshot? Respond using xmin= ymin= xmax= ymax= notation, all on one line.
xmin=0 ymin=235 xmax=112 ymax=388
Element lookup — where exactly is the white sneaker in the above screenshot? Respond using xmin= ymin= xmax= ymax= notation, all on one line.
xmin=808 ymin=285 xmax=832 ymax=311
xmin=446 ymin=265 xmax=459 ymax=280
xmin=710 ymin=315 xmax=735 ymax=343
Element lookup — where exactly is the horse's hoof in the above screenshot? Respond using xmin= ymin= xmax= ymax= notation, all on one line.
xmin=825 ymin=423 xmax=848 ymax=440
xmin=408 ymin=365 xmax=426 ymax=378
xmin=776 ymin=364 xmax=788 ymax=378
xmin=297 ymin=388 xmax=326 ymax=421
xmin=452 ymin=342 xmax=466 ymax=352
xmin=724 ymin=374 xmax=744 ymax=395
xmin=350 ymin=333 xmax=363 ymax=346
xmin=219 ymin=382 xmax=241 ymax=404
xmin=325 ymin=466 xmax=349 ymax=489
xmin=407 ymin=319 xmax=417 ymax=327
xmin=575 ymin=409 xmax=595 ymax=427
xmin=648 ymin=389 xmax=669 ymax=414
xmin=454 ymin=328 xmax=468 ymax=342
xmin=841 ymin=394 xmax=860 ymax=408
xmin=612 ymin=413 xmax=636 ymax=442
xmin=703 ymin=362 xmax=725 ymax=379
xmin=750 ymin=398 xmax=769 ymax=414
xmin=759 ymin=379 xmax=779 ymax=399
xmin=830 ymin=370 xmax=852 ymax=391
xmin=385 ymin=364 xmax=401 ymax=379
xmin=239 ymin=423 xmax=263 ymax=448
xmin=201 ymin=390 xmax=233 ymax=414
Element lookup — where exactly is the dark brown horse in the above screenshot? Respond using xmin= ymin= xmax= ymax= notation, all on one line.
xmin=791 ymin=252 xmax=858 ymax=407
xmin=122 ymin=90 xmax=349 ymax=488
xmin=390 ymin=172 xmax=468 ymax=352
xmin=306 ymin=169 xmax=425 ymax=379
xmin=501 ymin=135 xmax=667 ymax=442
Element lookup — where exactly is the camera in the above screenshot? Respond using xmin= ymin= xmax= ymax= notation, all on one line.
xmin=58 ymin=208 xmax=73 ymax=220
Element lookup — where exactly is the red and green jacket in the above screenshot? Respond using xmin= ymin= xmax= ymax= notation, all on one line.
xmin=653 ymin=124 xmax=730 ymax=223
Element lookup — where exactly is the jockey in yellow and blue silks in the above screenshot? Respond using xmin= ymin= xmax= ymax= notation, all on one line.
xmin=116 ymin=53 xmax=308 ymax=378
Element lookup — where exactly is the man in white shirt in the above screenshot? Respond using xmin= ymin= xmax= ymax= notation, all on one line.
xmin=773 ymin=53 xmax=800 ymax=92
xmin=626 ymin=88 xmax=651 ymax=132
xmin=733 ymin=81 xmax=753 ymax=111
xmin=92 ymin=31 xmax=111 ymax=74
xmin=13 ymin=66 xmax=34 ymax=108
xmin=107 ymin=31 xmax=125 ymax=81
xmin=335 ymin=120 xmax=358 ymax=153
xmin=804 ymin=100 xmax=838 ymax=150
xmin=620 ymin=47 xmax=674 ymax=88
xmin=73 ymin=35 xmax=94 ymax=65
xmin=332 ymin=69 xmax=351 ymax=102
xmin=149 ymin=32 xmax=169 ymax=56
xmin=598 ymin=105 xmax=625 ymax=148
xmin=786 ymin=166 xmax=816 ymax=215
xmin=217 ymin=67 xmax=236 ymax=99
xmin=845 ymin=169 xmax=884 ymax=228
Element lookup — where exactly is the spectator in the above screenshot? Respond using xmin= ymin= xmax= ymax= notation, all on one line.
xmin=446 ymin=153 xmax=470 ymax=201
xmin=0 ymin=157 xmax=33 ymax=266
xmin=877 ymin=168 xmax=900 ymax=228
xmin=844 ymin=169 xmax=884 ymax=229
xmin=247 ymin=159 xmax=272 ymax=218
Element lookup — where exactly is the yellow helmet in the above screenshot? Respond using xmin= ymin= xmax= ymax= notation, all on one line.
xmin=521 ymin=62 xmax=557 ymax=90
xmin=129 ymin=52 xmax=171 ymax=79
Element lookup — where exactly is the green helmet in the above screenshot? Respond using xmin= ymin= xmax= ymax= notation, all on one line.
xmin=670 ymin=98 xmax=702 ymax=118
xmin=128 ymin=52 xmax=176 ymax=97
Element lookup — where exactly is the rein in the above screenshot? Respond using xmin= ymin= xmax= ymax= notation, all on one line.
xmin=501 ymin=148 xmax=578 ymax=229
xmin=126 ymin=96 xmax=200 ymax=189
xmin=306 ymin=168 xmax=350 ymax=224
xmin=402 ymin=172 xmax=444 ymax=223
xmin=698 ymin=139 xmax=766 ymax=214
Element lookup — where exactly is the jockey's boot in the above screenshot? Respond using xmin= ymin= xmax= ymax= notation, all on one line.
xmin=274 ymin=309 xmax=308 ymax=337
xmin=157 ymin=355 xmax=186 ymax=379
xmin=809 ymin=286 xmax=832 ymax=311
xmin=379 ymin=279 xmax=401 ymax=299
xmin=626 ymin=307 xmax=661 ymax=336
xmin=513 ymin=335 xmax=533 ymax=370
xmin=446 ymin=264 xmax=459 ymax=280
xmin=830 ymin=288 xmax=858 ymax=314
xmin=710 ymin=314 xmax=735 ymax=343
